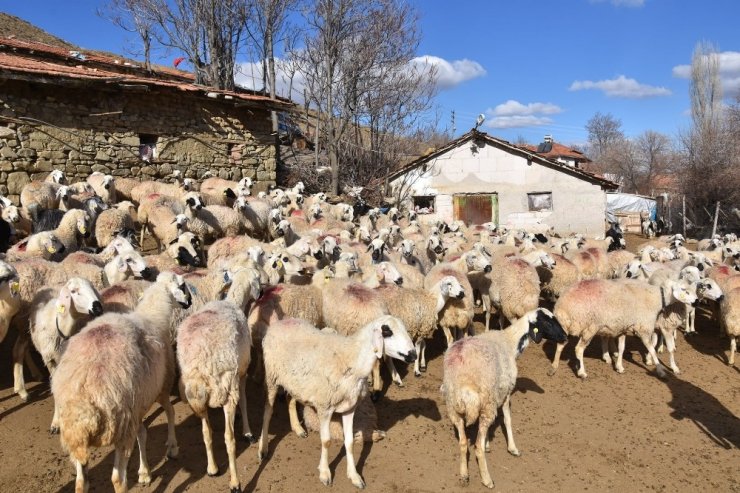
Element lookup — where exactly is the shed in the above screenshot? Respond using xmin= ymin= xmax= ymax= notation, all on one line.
xmin=389 ymin=129 xmax=618 ymax=235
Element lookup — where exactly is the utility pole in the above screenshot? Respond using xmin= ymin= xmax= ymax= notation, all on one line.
xmin=682 ymin=195 xmax=686 ymax=238
xmin=451 ymin=110 xmax=456 ymax=136
xmin=711 ymin=201 xmax=720 ymax=237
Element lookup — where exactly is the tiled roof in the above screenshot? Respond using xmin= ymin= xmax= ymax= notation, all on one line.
xmin=388 ymin=129 xmax=618 ymax=190
xmin=0 ymin=37 xmax=292 ymax=110
xmin=520 ymin=142 xmax=591 ymax=162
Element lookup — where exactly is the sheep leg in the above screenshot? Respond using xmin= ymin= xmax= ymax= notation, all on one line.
xmin=728 ymin=337 xmax=736 ymax=365
xmin=12 ymin=331 xmax=30 ymax=401
xmin=414 ymin=339 xmax=427 ymax=376
xmin=111 ymin=444 xmax=132 ymax=493
xmin=258 ymin=384 xmax=277 ymax=462
xmin=475 ymin=415 xmax=494 ymax=489
xmin=639 ymin=333 xmax=666 ymax=378
xmin=238 ymin=376 xmax=256 ymax=442
xmin=441 ymin=324 xmax=454 ymax=347
xmin=688 ymin=305 xmax=695 ymax=334
xmin=547 ymin=341 xmax=566 ymax=376
xmin=136 ymin=424 xmax=152 ymax=485
xmin=140 ymin=223 xmax=147 ymax=247
xmin=224 ymin=398 xmax=241 ymax=493
xmin=501 ymin=394 xmax=520 ymax=457
xmin=158 ymin=393 xmax=179 ymax=459
xmin=449 ymin=412 xmax=469 ymax=485
xmin=342 ymin=410 xmax=365 ymax=489
xmin=370 ymin=360 xmax=382 ymax=402
xmin=50 ymin=399 xmax=60 ymax=434
xmin=74 ymin=459 xmax=89 ymax=493
xmin=384 ymin=355 xmax=403 ymax=387
xmin=646 ymin=333 xmax=657 ymax=366
xmin=663 ymin=328 xmax=680 ymax=374
xmin=318 ymin=410 xmax=333 ymax=486
xmin=615 ymin=335 xmax=626 ymax=374
xmin=25 ymin=350 xmax=44 ymax=381
xmin=482 ymin=293 xmax=491 ymax=330
xmin=574 ymin=337 xmax=591 ymax=379
xmin=288 ymin=394 xmax=307 ymax=438
xmin=200 ymin=412 xmax=219 ymax=476
xmin=600 ymin=336 xmax=612 ymax=365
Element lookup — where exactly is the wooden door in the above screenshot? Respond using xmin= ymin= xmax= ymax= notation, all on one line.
xmin=453 ymin=194 xmax=498 ymax=226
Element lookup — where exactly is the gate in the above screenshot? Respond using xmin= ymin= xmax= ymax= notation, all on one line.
xmin=453 ymin=194 xmax=498 ymax=226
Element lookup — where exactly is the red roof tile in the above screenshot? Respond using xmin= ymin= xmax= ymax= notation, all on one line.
xmin=520 ymin=141 xmax=591 ymax=162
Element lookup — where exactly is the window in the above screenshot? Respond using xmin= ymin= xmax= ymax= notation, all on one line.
xmin=528 ymin=192 xmax=552 ymax=211
xmin=413 ymin=195 xmax=435 ymax=214
xmin=139 ymin=134 xmax=158 ymax=162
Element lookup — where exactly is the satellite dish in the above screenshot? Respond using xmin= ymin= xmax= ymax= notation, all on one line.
xmin=475 ymin=114 xmax=485 ymax=129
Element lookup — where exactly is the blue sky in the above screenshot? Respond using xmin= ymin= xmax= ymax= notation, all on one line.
xmin=4 ymin=0 xmax=740 ymax=146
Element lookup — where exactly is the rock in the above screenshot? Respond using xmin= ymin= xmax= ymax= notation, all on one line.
xmin=7 ymin=171 xmax=30 ymax=194
xmin=0 ymin=147 xmax=17 ymax=159
xmin=92 ymin=164 xmax=111 ymax=174
xmin=141 ymin=166 xmax=157 ymax=176
xmin=75 ymin=165 xmax=92 ymax=174
xmin=17 ymin=148 xmax=36 ymax=159
xmin=0 ymin=127 xmax=15 ymax=139
xmin=33 ymin=159 xmax=53 ymax=172
xmin=95 ymin=150 xmax=111 ymax=161
xmin=0 ymin=161 xmax=12 ymax=172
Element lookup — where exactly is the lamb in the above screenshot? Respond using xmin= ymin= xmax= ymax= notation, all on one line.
xmin=550 ymin=278 xmax=697 ymax=379
xmin=2 ymin=203 xmax=32 ymax=239
xmin=377 ymin=276 xmax=465 ymax=379
xmin=720 ymin=287 xmax=740 ymax=365
xmin=177 ymin=268 xmax=262 ymax=492
xmin=18 ymin=278 xmax=103 ymax=431
xmin=258 ymin=315 xmax=416 ymax=489
xmin=86 ymin=172 xmax=117 ymax=204
xmin=301 ymin=394 xmax=385 ymax=444
xmin=46 ymin=209 xmax=91 ymax=257
xmin=5 ymin=231 xmax=66 ymax=261
xmin=442 ymin=308 xmax=566 ymax=488
xmin=424 ymin=250 xmax=491 ymax=345
xmin=45 ymin=169 xmax=67 ymax=184
xmin=51 ymin=272 xmax=192 ymax=492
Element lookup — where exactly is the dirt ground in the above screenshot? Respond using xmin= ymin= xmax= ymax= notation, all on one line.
xmin=0 ymin=234 xmax=738 ymax=492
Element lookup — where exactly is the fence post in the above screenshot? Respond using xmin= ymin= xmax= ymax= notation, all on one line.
xmin=682 ymin=195 xmax=686 ymax=238
xmin=711 ymin=201 xmax=720 ymax=237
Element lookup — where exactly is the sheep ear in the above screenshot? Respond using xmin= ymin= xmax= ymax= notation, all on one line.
xmin=372 ymin=326 xmax=384 ymax=357
xmin=117 ymin=256 xmax=128 ymax=273
xmin=366 ymin=244 xmax=373 ymax=252
xmin=168 ymin=238 xmax=179 ymax=246
xmin=381 ymin=324 xmax=393 ymax=338
xmin=57 ymin=286 xmax=72 ymax=314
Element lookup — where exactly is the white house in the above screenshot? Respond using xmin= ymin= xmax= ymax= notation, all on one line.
xmin=389 ymin=130 xmax=618 ymax=235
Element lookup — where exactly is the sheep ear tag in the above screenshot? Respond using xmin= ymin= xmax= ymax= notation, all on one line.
xmin=277 ymin=260 xmax=284 ymax=269
xmin=57 ymin=304 xmax=66 ymax=314
xmin=47 ymin=245 xmax=57 ymax=254
xmin=9 ymin=281 xmax=19 ymax=297
xmin=79 ymin=225 xmax=87 ymax=234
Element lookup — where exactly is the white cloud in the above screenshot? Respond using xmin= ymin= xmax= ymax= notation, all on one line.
xmin=485 ymin=115 xmax=554 ymax=129
xmin=589 ymin=0 xmax=645 ymax=7
xmin=672 ymin=51 xmax=740 ymax=98
xmin=235 ymin=59 xmax=307 ymax=102
xmin=569 ymin=75 xmax=671 ymax=98
xmin=490 ymin=99 xmax=562 ymax=117
xmin=410 ymin=55 xmax=486 ymax=90
xmin=483 ymin=99 xmax=562 ymax=128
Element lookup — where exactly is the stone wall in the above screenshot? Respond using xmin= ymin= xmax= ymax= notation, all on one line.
xmin=0 ymin=79 xmax=277 ymax=203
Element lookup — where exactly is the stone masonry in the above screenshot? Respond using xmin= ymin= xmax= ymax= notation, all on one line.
xmin=0 ymin=79 xmax=277 ymax=203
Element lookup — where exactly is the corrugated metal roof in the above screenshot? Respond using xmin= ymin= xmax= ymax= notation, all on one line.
xmin=0 ymin=37 xmax=293 ymax=110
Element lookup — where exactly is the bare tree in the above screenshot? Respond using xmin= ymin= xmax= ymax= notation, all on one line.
xmin=690 ymin=41 xmax=723 ymax=134
xmin=585 ymin=111 xmax=624 ymax=160
xmin=100 ymin=0 xmax=156 ymax=70
xmin=106 ymin=0 xmax=248 ymax=90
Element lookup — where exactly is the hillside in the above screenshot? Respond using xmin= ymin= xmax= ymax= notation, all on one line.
xmin=0 ymin=12 xmax=76 ymax=48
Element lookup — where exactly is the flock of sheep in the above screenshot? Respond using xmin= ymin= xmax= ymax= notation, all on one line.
xmin=0 ymin=168 xmax=738 ymax=492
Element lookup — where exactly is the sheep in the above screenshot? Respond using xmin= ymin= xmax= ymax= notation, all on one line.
xmin=100 ymin=279 xmax=152 ymax=313
xmin=51 ymin=272 xmax=192 ymax=492
xmin=130 ymin=178 xmax=194 ymax=204
xmin=550 ymin=278 xmax=697 ymax=379
xmin=112 ymin=177 xmax=141 ymax=202
xmin=2 ymin=203 xmax=32 ymax=239
xmin=257 ymin=315 xmax=416 ymax=489
xmin=20 ymin=180 xmax=63 ymax=212
xmin=0 ymin=261 xmax=21 ymax=344
xmin=144 ymin=232 xmax=204 ymax=275
xmin=424 ymin=251 xmax=492 ymax=345
xmin=377 ymin=275 xmax=465 ymax=380
xmin=5 ymin=231 xmax=66 ymax=261
xmin=86 ymin=172 xmax=117 ymax=204
xmin=177 ymin=268 xmax=262 ymax=492
xmin=565 ymin=248 xmax=598 ymax=280
xmin=720 ymin=287 xmax=740 ymax=365
xmin=42 ymin=209 xmax=91 ymax=257
xmin=477 ymin=254 xmax=541 ymax=330
xmin=94 ymin=203 xmax=137 ymax=249
xmin=45 ymin=169 xmax=67 ymax=184
xmin=19 ymin=278 xmax=103 ymax=432
xmin=201 ymin=176 xmax=251 ymax=198
xmin=442 ymin=308 xmax=566 ymax=488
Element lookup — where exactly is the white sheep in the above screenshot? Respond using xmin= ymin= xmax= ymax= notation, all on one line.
xmin=258 ymin=315 xmax=416 ymax=489
xmin=442 ymin=308 xmax=566 ymax=488
xmin=52 ymin=272 xmax=192 ymax=492
xmin=720 ymin=287 xmax=740 ymax=365
xmin=22 ymin=278 xmax=103 ymax=431
xmin=5 ymin=231 xmax=66 ymax=261
xmin=86 ymin=172 xmax=117 ymax=204
xmin=0 ymin=261 xmax=21 ymax=344
xmin=177 ymin=267 xmax=262 ymax=492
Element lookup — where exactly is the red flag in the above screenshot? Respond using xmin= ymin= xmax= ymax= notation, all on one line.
xmin=173 ymin=57 xmax=185 ymax=68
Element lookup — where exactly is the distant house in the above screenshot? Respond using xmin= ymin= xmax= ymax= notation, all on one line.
xmin=388 ymin=129 xmax=618 ymax=235
xmin=519 ymin=135 xmax=591 ymax=169
xmin=0 ymin=35 xmax=292 ymax=202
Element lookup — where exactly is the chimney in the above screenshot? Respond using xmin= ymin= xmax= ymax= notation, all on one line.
xmin=544 ymin=134 xmax=553 ymax=143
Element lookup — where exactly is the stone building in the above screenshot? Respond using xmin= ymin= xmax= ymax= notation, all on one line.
xmin=0 ymin=37 xmax=291 ymax=203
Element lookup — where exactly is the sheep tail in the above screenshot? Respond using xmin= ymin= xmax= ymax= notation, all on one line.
xmin=457 ymin=385 xmax=481 ymax=425
xmin=183 ymin=377 xmax=209 ymax=415
xmin=59 ymin=400 xmax=103 ymax=464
